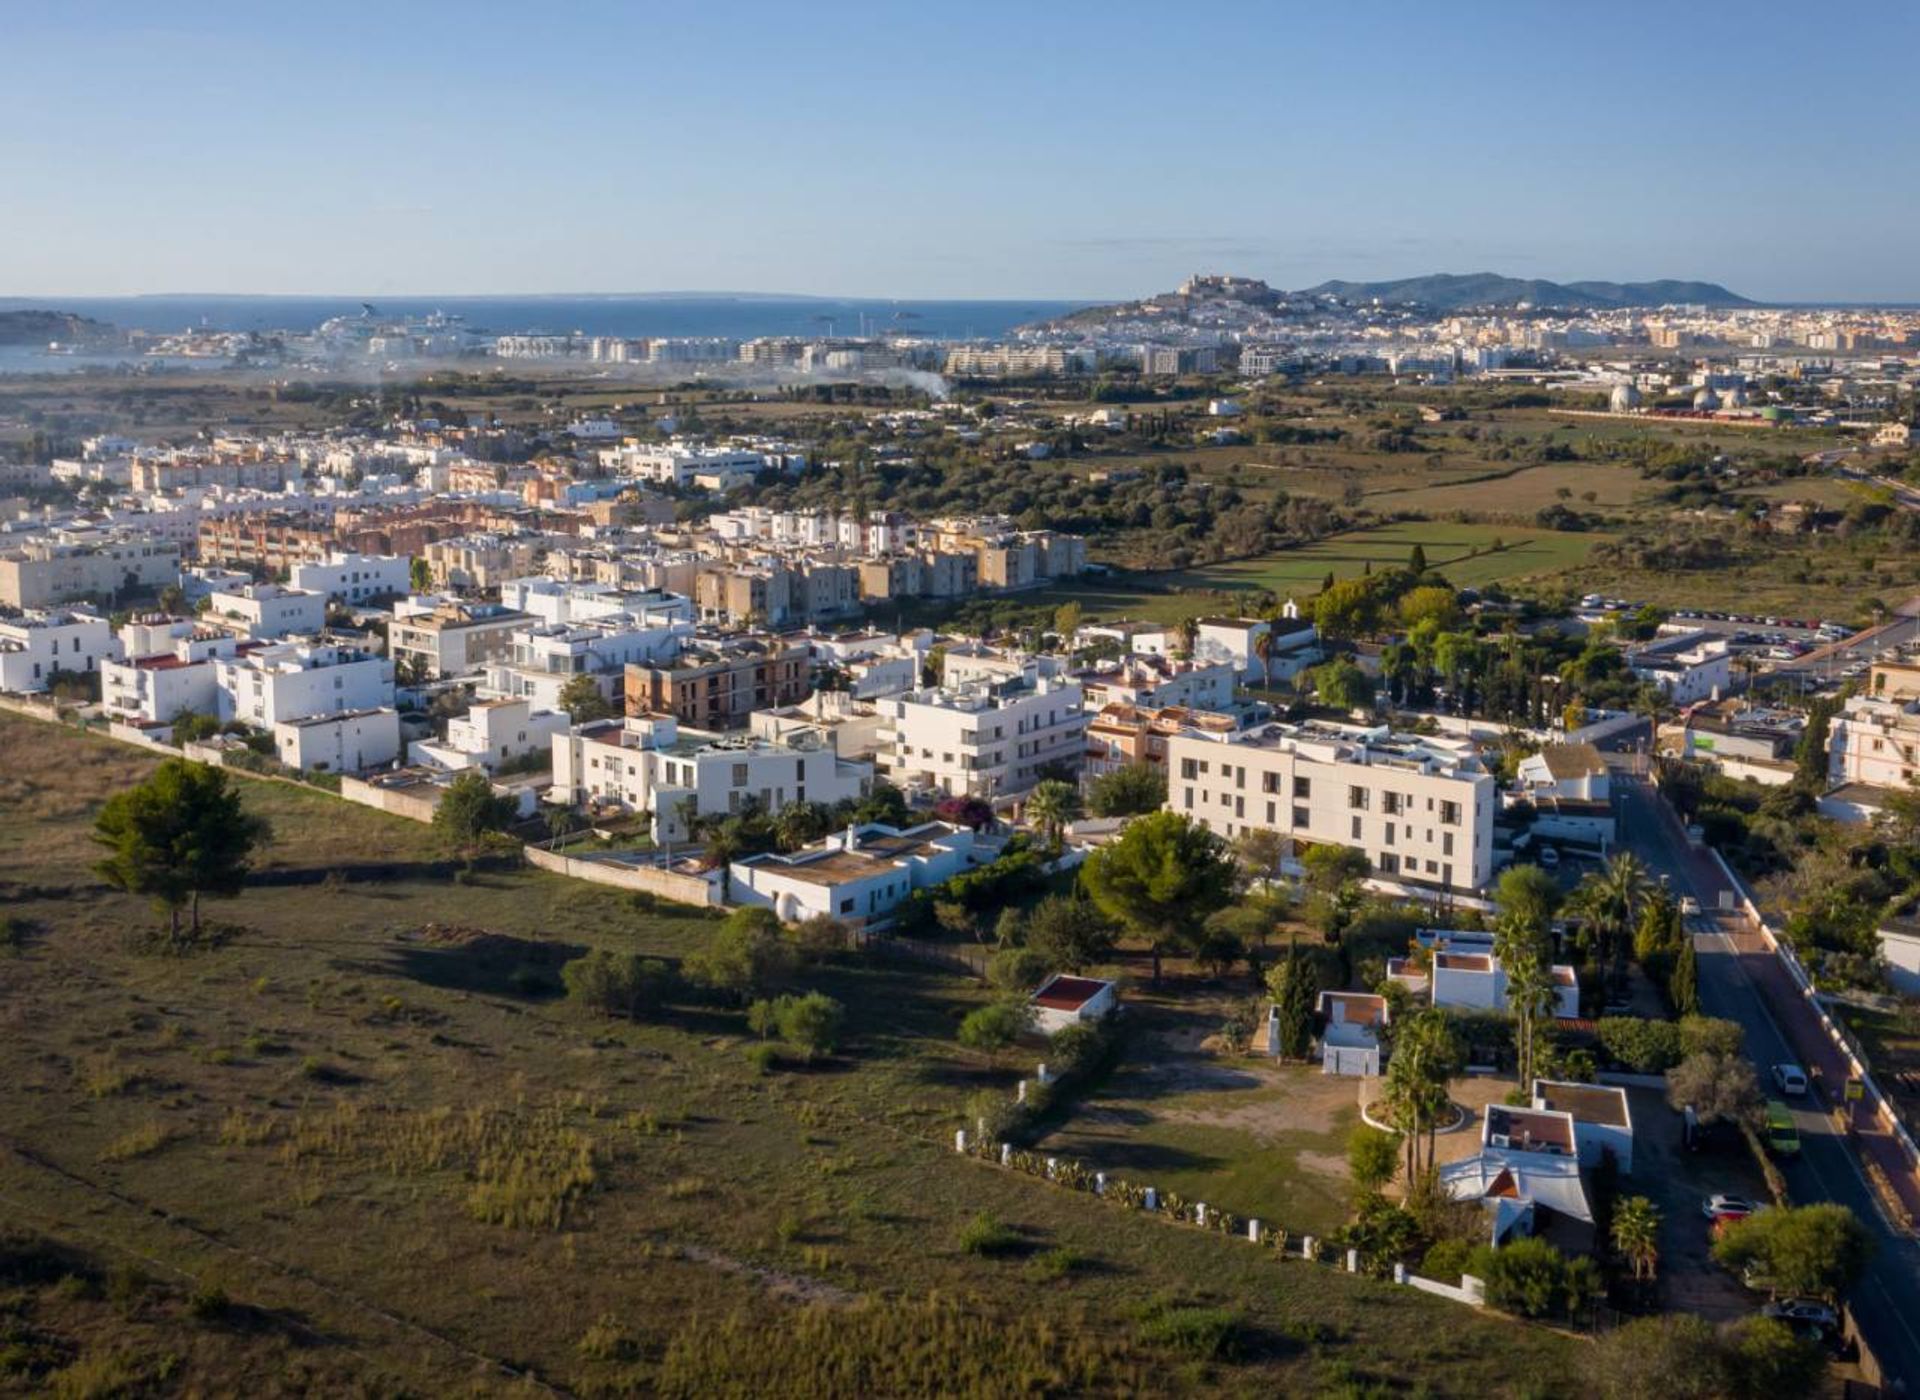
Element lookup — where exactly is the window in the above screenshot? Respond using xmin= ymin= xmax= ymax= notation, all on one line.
xmin=1442 ymin=832 xmax=1454 ymax=857
xmin=1293 ymin=776 xmax=1311 ymax=799
xmin=1379 ymin=852 xmax=1399 ymax=874
xmin=1263 ymin=772 xmax=1280 ymax=794
xmin=1351 ymin=816 xmax=1363 ymax=839
xmin=1383 ymin=824 xmax=1394 ymax=846
xmin=1383 ymin=791 xmax=1402 ymax=815
xmin=1180 ymin=758 xmax=1199 ymax=780
xmin=1439 ymin=800 xmax=1461 ymax=826
xmin=1348 ymin=785 xmax=1369 ymax=810
xmin=732 ymin=763 xmax=749 ymax=786
xmin=1293 ymin=805 xmax=1309 ymax=828
xmin=1266 ymin=801 xmax=1276 ymax=824
xmin=1184 ymin=787 xmax=1194 ymax=810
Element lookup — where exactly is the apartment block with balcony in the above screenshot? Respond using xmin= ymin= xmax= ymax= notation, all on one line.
xmin=0 ymin=609 xmax=116 ymax=693
xmin=212 ymin=642 xmax=394 ymax=728
xmin=1164 ymin=719 xmax=1496 ymax=891
xmin=0 ymin=535 xmax=182 ymax=609
xmin=878 ymin=671 xmax=1087 ymax=800
xmin=626 ymin=637 xmax=810 ymax=729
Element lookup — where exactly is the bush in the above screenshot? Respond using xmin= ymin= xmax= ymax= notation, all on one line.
xmin=1420 ymin=1237 xmax=1475 ymax=1284
xmin=745 ymin=991 xmax=846 ymax=1060
xmin=957 ymin=1212 xmax=1020 ymax=1257
xmin=744 ymin=1042 xmax=781 ymax=1075
xmin=958 ymin=1000 xmax=1033 ymax=1059
xmin=1596 ymin=1016 xmax=1682 ymax=1073
xmin=1135 ymin=1302 xmax=1242 ymax=1360
xmin=1025 ymin=1246 xmax=1084 ymax=1282
xmin=1678 ymin=1014 xmax=1744 ymax=1058
xmin=1471 ymin=1237 xmax=1588 ymax=1319
xmin=561 ymin=950 xmax=672 ymax=1018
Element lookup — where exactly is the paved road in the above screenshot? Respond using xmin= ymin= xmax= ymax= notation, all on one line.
xmin=1616 ymin=775 xmax=1920 ymax=1389
xmin=1771 ymin=609 xmax=1920 ymax=683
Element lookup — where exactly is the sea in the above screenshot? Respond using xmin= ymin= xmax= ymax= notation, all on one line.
xmin=0 ymin=293 xmax=1089 ymax=374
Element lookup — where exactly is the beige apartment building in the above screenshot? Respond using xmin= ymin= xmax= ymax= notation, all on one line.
xmin=0 ymin=537 xmax=182 ymax=608
xmin=626 ymin=638 xmax=811 ymax=730
xmin=1164 ymin=719 xmax=1496 ymax=891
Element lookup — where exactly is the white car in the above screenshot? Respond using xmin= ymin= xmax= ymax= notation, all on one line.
xmin=1773 ymin=1063 xmax=1809 ymax=1096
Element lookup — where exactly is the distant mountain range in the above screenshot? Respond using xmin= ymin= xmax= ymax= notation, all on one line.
xmin=1302 ymin=272 xmax=1754 ymax=310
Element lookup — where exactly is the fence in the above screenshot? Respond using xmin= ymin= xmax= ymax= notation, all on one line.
xmin=522 ymin=844 xmax=720 ymax=908
xmin=851 ymin=930 xmax=987 ymax=980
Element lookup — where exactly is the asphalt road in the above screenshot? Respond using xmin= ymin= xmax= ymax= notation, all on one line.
xmin=1615 ymin=775 xmax=1920 ymax=1389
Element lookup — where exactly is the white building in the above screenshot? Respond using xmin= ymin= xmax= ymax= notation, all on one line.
xmin=597 ymin=440 xmax=769 ymax=490
xmin=1165 ymin=719 xmax=1497 ymax=892
xmin=273 ymin=708 xmax=402 ymax=775
xmin=206 ymin=583 xmax=327 ymax=640
xmin=551 ymin=714 xmax=873 ymax=842
xmin=1626 ymin=630 xmax=1730 ymax=705
xmin=1828 ymin=689 xmax=1920 ymax=792
xmin=0 ymin=535 xmax=182 ymax=609
xmin=1194 ymin=613 xmax=1320 ymax=684
xmin=1530 ymin=1080 xmax=1635 ymax=1174
xmin=1030 ymin=975 xmax=1120 ymax=1035
xmin=729 ymin=820 xmax=985 ymax=927
xmin=878 ymin=670 xmax=1087 ymax=799
xmin=1430 ymin=949 xmax=1579 ymax=1019
xmin=0 ymin=610 xmax=116 ymax=693
xmin=483 ymin=615 xmax=692 ymax=712
xmin=213 ymin=642 xmax=394 ymax=728
xmin=101 ymin=632 xmax=250 ymax=724
xmin=1315 ymin=990 xmax=1389 ymax=1076
xmin=1440 ymin=1104 xmax=1592 ymax=1245
xmin=1075 ymin=654 xmax=1239 ymax=713
xmin=289 ymin=551 xmax=412 ymax=606
xmin=410 ymin=698 xmax=568 ymax=773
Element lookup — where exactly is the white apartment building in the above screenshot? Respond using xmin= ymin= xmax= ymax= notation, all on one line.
xmin=181 ymin=566 xmax=253 ymax=601
xmin=0 ymin=535 xmax=182 ymax=609
xmin=410 ymin=698 xmax=568 ymax=773
xmin=273 ymin=708 xmax=402 ymax=775
xmin=551 ymin=714 xmax=873 ymax=842
xmin=729 ymin=821 xmax=986 ymax=927
xmin=1195 ymin=612 xmax=1320 ymax=683
xmin=101 ymin=632 xmax=251 ymax=724
xmin=878 ymin=671 xmax=1087 ymax=799
xmin=498 ymin=577 xmax=693 ymax=628
xmin=1075 ymin=654 xmax=1238 ymax=713
xmin=0 ymin=610 xmax=116 ymax=693
xmin=597 ymin=440 xmax=768 ymax=490
xmin=1626 ymin=630 xmax=1731 ymax=705
xmin=1164 ymin=719 xmax=1497 ymax=891
xmin=289 ymin=551 xmax=412 ymax=606
xmin=213 ymin=642 xmax=394 ymax=728
xmin=206 ymin=583 xmax=327 ymax=639
xmin=388 ymin=601 xmax=530 ymax=680
xmin=1430 ymin=949 xmax=1579 ymax=1019
xmin=483 ymin=616 xmax=692 ymax=712
xmin=1828 ymin=690 xmax=1920 ymax=791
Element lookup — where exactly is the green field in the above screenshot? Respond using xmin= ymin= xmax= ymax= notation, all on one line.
xmin=0 ymin=715 xmax=1574 ymax=1396
xmin=1032 ymin=522 xmax=1606 ymax=624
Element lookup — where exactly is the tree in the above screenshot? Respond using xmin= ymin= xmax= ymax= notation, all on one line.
xmin=1397 ymin=584 xmax=1459 ymax=632
xmin=1301 ymin=842 xmax=1370 ymax=894
xmin=1264 ymin=937 xmax=1317 ymax=1058
xmin=557 ymin=673 xmax=614 ymax=723
xmin=1250 ymin=629 xmax=1275 ymax=689
xmin=93 ymin=758 xmax=267 ymax=940
xmin=1499 ymin=921 xmax=1556 ymax=1091
xmin=1612 ymin=1195 xmax=1661 ymax=1283
xmin=748 ymin=991 xmax=845 ymax=1060
xmin=1347 ymin=1124 xmax=1401 ymax=1199
xmin=1407 ymin=543 xmax=1428 ymax=574
xmin=1666 ymin=1051 xmax=1762 ymax=1131
xmin=958 ymin=999 xmax=1033 ymax=1063
xmin=563 ymin=950 xmax=670 ymax=1018
xmin=1712 ymin=1203 xmax=1873 ymax=1299
xmin=1023 ymin=894 xmax=1116 ymax=972
xmin=409 ymin=556 xmax=433 ymax=592
xmin=1086 ymin=763 xmax=1166 ymax=817
xmin=1588 ymin=1315 xmax=1731 ymax=1400
xmin=1381 ymin=1009 xmax=1464 ymax=1181
xmin=1311 ymin=657 xmax=1375 ymax=712
xmin=1051 ymin=601 xmax=1082 ymax=649
xmin=1231 ymin=827 xmax=1287 ymax=884
xmin=1314 ymin=578 xmax=1378 ymax=640
xmin=1494 ymin=862 xmax=1561 ymax=933
xmin=772 ymin=800 xmax=831 ymax=853
xmin=1669 ymin=933 xmax=1700 ymax=1014
xmin=933 ymin=795 xmax=995 ymax=831
xmin=1081 ymin=810 xmax=1236 ymax=981
xmin=684 ymin=907 xmax=797 ymax=1004
xmin=1023 ymin=779 xmax=1082 ymax=853
xmin=434 ymin=769 xmax=517 ymax=847
xmin=988 ymin=944 xmax=1050 ymax=993
xmin=169 ymin=708 xmax=222 ymax=744
xmin=1568 ymin=852 xmax=1652 ymax=983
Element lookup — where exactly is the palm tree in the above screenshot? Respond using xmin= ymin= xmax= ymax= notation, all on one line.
xmin=1382 ymin=1009 xmax=1465 ymax=1183
xmin=1251 ymin=628 xmax=1275 ymax=691
xmin=772 ymin=799 xmax=829 ymax=853
xmin=1569 ymin=852 xmax=1652 ymax=986
xmin=1023 ymin=779 xmax=1082 ymax=853
xmin=1175 ymin=615 xmax=1200 ymax=660
xmin=1612 ymin=1195 xmax=1661 ymax=1283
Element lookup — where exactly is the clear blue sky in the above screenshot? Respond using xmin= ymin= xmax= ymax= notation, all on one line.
xmin=6 ymin=0 xmax=1917 ymax=302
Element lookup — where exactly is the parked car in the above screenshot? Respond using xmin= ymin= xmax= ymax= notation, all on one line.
xmin=1765 ymin=1100 xmax=1801 ymax=1157
xmin=1679 ymin=895 xmax=1702 ymax=916
xmin=1536 ymin=846 xmax=1560 ymax=870
xmin=1702 ymin=1193 xmax=1762 ymax=1220
xmin=1762 ymin=1298 xmax=1839 ymax=1334
xmin=1773 ymin=1063 xmax=1809 ymax=1096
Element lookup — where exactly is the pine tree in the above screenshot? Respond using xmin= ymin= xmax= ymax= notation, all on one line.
xmin=1409 ymin=543 xmax=1428 ymax=574
xmin=1267 ymin=937 xmax=1316 ymax=1059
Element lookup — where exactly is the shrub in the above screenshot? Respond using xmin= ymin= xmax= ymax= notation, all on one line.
xmin=1596 ymin=1016 xmax=1682 ymax=1073
xmin=746 ymin=991 xmax=846 ymax=1060
xmin=1135 ymin=1302 xmax=1242 ymax=1360
xmin=958 ymin=1000 xmax=1033 ymax=1060
xmin=561 ymin=950 xmax=672 ymax=1018
xmin=957 ymin=1212 xmax=1020 ymax=1257
xmin=1472 ymin=1237 xmax=1582 ymax=1319
xmin=744 ymin=1042 xmax=781 ymax=1075
xmin=1420 ymin=1237 xmax=1475 ymax=1284
xmin=1025 ymin=1246 xmax=1084 ymax=1281
xmin=1677 ymin=1014 xmax=1744 ymax=1058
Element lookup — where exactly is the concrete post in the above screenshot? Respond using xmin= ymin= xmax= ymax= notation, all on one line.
xmin=1000 ymin=1142 xmax=1012 ymax=1166
xmin=1045 ymin=1156 xmax=1057 ymax=1179
xmin=1144 ymin=1187 xmax=1159 ymax=1212
xmin=1036 ymin=1062 xmax=1050 ymax=1084
xmin=954 ymin=1129 xmax=969 ymax=1154
xmin=1393 ymin=1262 xmax=1408 ymax=1285
xmin=1194 ymin=1202 xmax=1208 ymax=1228
xmin=1302 ymin=1234 xmax=1316 ymax=1260
xmin=1346 ymin=1248 xmax=1359 ymax=1274
xmin=1247 ymin=1219 xmax=1261 ymax=1243
xmin=1094 ymin=1171 xmax=1107 ymax=1196
xmin=1016 ymin=1079 xmax=1028 ymax=1103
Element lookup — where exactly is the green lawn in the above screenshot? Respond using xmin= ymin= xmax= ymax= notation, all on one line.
xmin=0 ymin=714 xmax=1575 ymax=1396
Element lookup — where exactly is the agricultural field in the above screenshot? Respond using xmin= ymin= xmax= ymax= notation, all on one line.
xmin=1025 ymin=522 xmax=1607 ymax=625
xmin=0 ymin=714 xmax=1573 ymax=1396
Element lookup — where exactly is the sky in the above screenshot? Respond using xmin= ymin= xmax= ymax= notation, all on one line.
xmin=5 ymin=1 xmax=1919 ymax=303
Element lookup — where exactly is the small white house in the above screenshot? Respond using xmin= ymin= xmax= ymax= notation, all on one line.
xmin=1531 ymin=1079 xmax=1634 ymax=1174
xmin=273 ymin=707 xmax=402 ymax=775
xmin=1029 ymin=975 xmax=1119 ymax=1035
xmin=410 ymin=697 xmax=567 ymax=774
xmin=0 ymin=609 xmax=116 ymax=693
xmin=1315 ymin=989 xmax=1389 ymax=1076
xmin=206 ymin=583 xmax=327 ymax=640
xmin=1431 ymin=950 xmax=1579 ymax=1020
xmin=729 ymin=821 xmax=986 ymax=928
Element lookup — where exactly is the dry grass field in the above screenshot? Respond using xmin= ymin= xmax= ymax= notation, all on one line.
xmin=0 ymin=714 xmax=1575 ymax=1396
